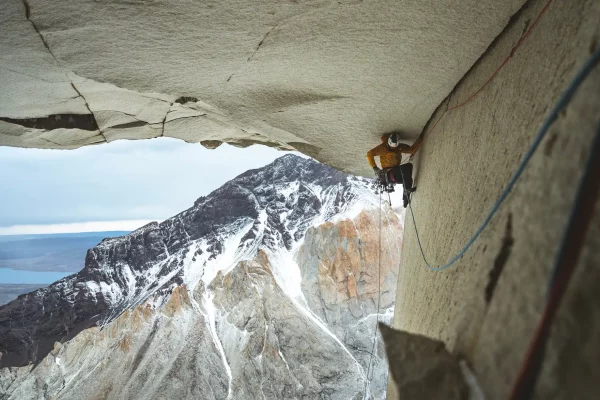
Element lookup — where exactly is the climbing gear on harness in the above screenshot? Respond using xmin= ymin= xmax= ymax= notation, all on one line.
xmin=371 ymin=169 xmax=395 ymax=195
xmin=372 ymin=164 xmax=416 ymax=208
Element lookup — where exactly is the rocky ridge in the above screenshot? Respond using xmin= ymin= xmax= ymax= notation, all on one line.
xmin=0 ymin=154 xmax=403 ymax=399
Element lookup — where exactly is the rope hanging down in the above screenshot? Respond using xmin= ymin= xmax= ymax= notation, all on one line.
xmin=363 ymin=191 xmax=383 ymax=399
xmin=404 ymin=47 xmax=600 ymax=272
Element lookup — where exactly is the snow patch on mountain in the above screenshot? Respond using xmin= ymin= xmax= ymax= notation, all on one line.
xmin=203 ymin=291 xmax=233 ymax=399
xmin=266 ymin=249 xmax=304 ymax=300
xmin=1 ymin=155 xmax=401 ymax=399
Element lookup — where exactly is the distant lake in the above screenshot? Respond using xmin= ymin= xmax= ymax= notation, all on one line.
xmin=0 ymin=267 xmax=74 ymax=284
xmin=0 ymin=231 xmax=129 ymax=286
xmin=0 ymin=231 xmax=129 ymax=272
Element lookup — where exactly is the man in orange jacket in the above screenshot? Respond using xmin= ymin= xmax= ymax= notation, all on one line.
xmin=366 ymin=132 xmax=418 ymax=207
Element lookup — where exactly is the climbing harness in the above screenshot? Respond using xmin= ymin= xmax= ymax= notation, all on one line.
xmin=363 ymin=1 xmax=600 ymax=397
xmin=371 ymin=170 xmax=395 ymax=195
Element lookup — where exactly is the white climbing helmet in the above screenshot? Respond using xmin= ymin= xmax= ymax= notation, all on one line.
xmin=387 ymin=132 xmax=400 ymax=148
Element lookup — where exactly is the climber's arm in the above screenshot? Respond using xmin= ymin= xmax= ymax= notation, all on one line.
xmin=408 ymin=137 xmax=423 ymax=155
xmin=397 ymin=138 xmax=423 ymax=155
xmin=366 ymin=143 xmax=387 ymax=168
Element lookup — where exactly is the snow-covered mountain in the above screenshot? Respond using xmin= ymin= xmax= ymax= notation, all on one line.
xmin=0 ymin=154 xmax=403 ymax=399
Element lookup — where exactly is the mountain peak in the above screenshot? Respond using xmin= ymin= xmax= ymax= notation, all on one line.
xmin=0 ymin=154 xmax=377 ymax=368
xmin=274 ymin=153 xmax=306 ymax=162
xmin=270 ymin=153 xmax=312 ymax=167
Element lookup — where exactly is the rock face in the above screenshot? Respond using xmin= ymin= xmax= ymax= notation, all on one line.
xmin=208 ymin=254 xmax=365 ymax=400
xmin=0 ymin=0 xmax=526 ymax=175
xmin=379 ymin=323 xmax=468 ymax=400
xmin=0 ymin=287 xmax=231 ymax=400
xmin=388 ymin=0 xmax=600 ymax=399
xmin=298 ymin=209 xmax=403 ymax=394
xmin=0 ymin=285 xmax=45 ymax=307
xmin=0 ymin=154 xmax=403 ymax=399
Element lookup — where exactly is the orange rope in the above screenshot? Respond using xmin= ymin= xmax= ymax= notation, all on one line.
xmin=411 ymin=0 xmax=553 ymax=155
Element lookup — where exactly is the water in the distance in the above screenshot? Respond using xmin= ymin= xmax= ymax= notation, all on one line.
xmin=0 ymin=231 xmax=129 ymax=305
xmin=0 ymin=268 xmax=72 ymax=284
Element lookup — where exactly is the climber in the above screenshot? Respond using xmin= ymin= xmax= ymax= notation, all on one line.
xmin=366 ymin=132 xmax=418 ymax=207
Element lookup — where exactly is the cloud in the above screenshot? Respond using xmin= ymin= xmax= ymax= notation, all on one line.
xmin=0 ymin=138 xmax=293 ymax=229
xmin=0 ymin=220 xmax=157 ymax=235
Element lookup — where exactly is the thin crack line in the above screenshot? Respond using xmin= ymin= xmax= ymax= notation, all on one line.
xmin=20 ymin=0 xmax=108 ymax=143
xmin=92 ymin=109 xmax=164 ymax=126
xmin=70 ymin=82 xmax=106 ymax=142
xmin=227 ymin=23 xmax=280 ymax=84
xmin=38 ymin=136 xmax=62 ymax=146
xmin=165 ymin=113 xmax=208 ymax=124
xmin=22 ymin=0 xmax=58 ymax=64
xmin=247 ymin=23 xmax=279 ymax=62
xmin=93 ymin=109 xmax=146 ymax=120
xmin=161 ymin=103 xmax=174 ymax=137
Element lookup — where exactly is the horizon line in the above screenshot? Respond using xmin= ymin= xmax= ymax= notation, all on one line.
xmin=0 ymin=220 xmax=163 ymax=236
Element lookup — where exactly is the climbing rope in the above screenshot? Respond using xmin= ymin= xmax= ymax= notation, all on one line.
xmin=404 ymin=47 xmax=600 ymax=271
xmin=363 ymin=191 xmax=383 ymax=399
xmin=371 ymin=1 xmax=599 ymax=397
xmin=448 ymin=0 xmax=553 ymax=112
xmin=394 ymin=45 xmax=600 ymax=400
xmin=509 ymin=114 xmax=600 ymax=400
xmin=410 ymin=0 xmax=554 ymax=154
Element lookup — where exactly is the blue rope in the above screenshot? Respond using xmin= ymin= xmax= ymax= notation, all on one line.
xmin=407 ymin=48 xmax=600 ymax=272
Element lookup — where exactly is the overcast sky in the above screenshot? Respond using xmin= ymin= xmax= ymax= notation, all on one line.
xmin=0 ymin=138 xmax=293 ymax=234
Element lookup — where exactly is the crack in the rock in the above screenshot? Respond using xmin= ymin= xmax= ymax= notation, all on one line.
xmin=347 ymin=343 xmax=376 ymax=357
xmin=174 ymin=96 xmax=198 ymax=105
xmin=38 ymin=136 xmax=63 ymax=146
xmin=22 ymin=0 xmax=58 ymax=64
xmin=107 ymin=120 xmax=149 ymax=130
xmin=19 ymin=1 xmax=111 ymax=143
xmin=18 ymin=0 xmax=239 ymax=145
xmin=69 ymin=83 xmax=104 ymax=140
xmin=0 ymin=114 xmax=98 ymax=131
xmin=161 ymin=103 xmax=174 ymax=137
xmin=165 ymin=113 xmax=208 ymax=124
xmin=247 ymin=23 xmax=279 ymax=62
xmin=484 ymin=213 xmax=514 ymax=304
xmin=94 ymin=109 xmax=142 ymax=118
xmin=94 ymin=109 xmax=164 ymax=130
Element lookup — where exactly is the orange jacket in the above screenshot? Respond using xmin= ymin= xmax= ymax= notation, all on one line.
xmin=366 ymin=135 xmax=418 ymax=169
